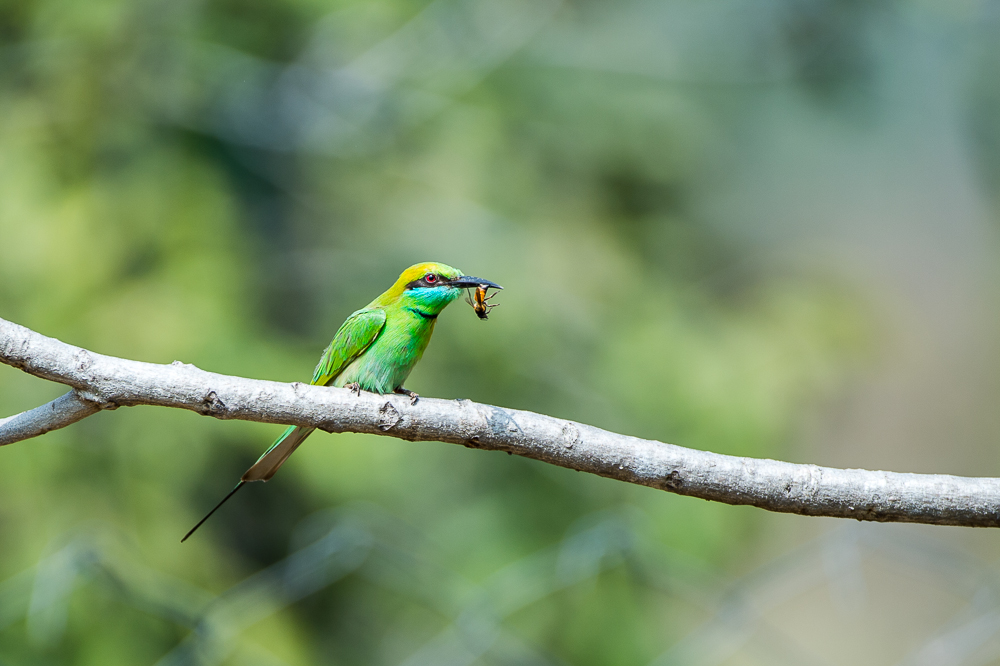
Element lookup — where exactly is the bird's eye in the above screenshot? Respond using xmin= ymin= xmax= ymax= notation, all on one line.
xmin=425 ymin=274 xmax=438 ymax=284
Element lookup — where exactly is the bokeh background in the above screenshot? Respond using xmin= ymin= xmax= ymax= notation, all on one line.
xmin=2 ymin=0 xmax=1000 ymax=664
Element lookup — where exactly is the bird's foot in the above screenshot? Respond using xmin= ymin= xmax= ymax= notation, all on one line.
xmin=345 ymin=382 xmax=361 ymax=397
xmin=395 ymin=387 xmax=419 ymax=405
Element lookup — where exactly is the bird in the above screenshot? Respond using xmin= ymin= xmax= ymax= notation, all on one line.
xmin=181 ymin=262 xmax=501 ymax=542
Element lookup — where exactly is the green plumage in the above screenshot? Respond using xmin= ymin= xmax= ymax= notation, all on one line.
xmin=183 ymin=261 xmax=501 ymax=541
xmin=242 ymin=262 xmax=465 ymax=481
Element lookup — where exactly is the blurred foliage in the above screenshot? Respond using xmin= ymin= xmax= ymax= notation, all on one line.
xmin=0 ymin=0 xmax=921 ymax=663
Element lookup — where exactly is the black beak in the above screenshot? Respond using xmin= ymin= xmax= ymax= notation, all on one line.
xmin=448 ymin=276 xmax=503 ymax=290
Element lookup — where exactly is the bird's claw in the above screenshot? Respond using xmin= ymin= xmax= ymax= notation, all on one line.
xmin=395 ymin=387 xmax=419 ymax=405
xmin=346 ymin=382 xmax=361 ymax=397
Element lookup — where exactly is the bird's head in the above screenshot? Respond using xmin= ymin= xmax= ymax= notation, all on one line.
xmin=381 ymin=262 xmax=502 ymax=315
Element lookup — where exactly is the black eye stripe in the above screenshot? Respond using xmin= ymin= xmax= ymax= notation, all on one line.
xmin=404 ymin=274 xmax=450 ymax=290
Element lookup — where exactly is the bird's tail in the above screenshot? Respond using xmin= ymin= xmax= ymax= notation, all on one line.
xmin=180 ymin=425 xmax=316 ymax=542
xmin=242 ymin=425 xmax=316 ymax=482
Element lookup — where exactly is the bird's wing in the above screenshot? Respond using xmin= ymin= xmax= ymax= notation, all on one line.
xmin=311 ymin=307 xmax=387 ymax=386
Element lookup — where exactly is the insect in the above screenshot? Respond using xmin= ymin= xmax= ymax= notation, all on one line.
xmin=466 ymin=284 xmax=500 ymax=320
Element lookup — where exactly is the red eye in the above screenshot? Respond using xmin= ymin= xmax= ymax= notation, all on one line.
xmin=425 ymin=274 xmax=437 ymax=283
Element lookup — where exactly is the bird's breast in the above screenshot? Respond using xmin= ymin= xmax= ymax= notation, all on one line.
xmin=334 ymin=315 xmax=436 ymax=393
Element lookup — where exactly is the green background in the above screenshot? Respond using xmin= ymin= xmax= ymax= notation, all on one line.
xmin=2 ymin=1 xmax=999 ymax=664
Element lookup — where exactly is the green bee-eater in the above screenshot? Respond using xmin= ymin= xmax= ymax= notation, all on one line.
xmin=182 ymin=262 xmax=501 ymax=541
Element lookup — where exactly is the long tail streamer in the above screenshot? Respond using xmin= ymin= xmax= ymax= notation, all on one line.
xmin=181 ymin=481 xmax=246 ymax=542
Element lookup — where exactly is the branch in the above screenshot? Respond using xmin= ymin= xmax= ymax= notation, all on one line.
xmin=2 ymin=316 xmax=999 ymax=528
xmin=0 ymin=390 xmax=100 ymax=446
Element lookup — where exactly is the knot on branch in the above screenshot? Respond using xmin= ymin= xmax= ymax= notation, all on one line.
xmin=662 ymin=470 xmax=684 ymax=489
xmin=76 ymin=390 xmax=118 ymax=411
xmin=75 ymin=349 xmax=94 ymax=373
xmin=2 ymin=334 xmax=30 ymax=369
xmin=378 ymin=402 xmax=401 ymax=431
xmin=561 ymin=422 xmax=580 ymax=450
xmin=199 ymin=391 xmax=227 ymax=416
xmin=486 ymin=407 xmax=522 ymax=438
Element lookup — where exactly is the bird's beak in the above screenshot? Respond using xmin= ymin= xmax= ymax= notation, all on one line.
xmin=447 ymin=276 xmax=503 ymax=290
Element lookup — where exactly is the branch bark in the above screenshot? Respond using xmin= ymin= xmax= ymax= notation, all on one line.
xmin=0 ymin=390 xmax=100 ymax=445
xmin=2 ymin=316 xmax=999 ymax=527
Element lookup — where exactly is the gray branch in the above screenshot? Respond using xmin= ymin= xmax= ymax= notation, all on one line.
xmin=2 ymin=316 xmax=999 ymax=528
xmin=0 ymin=390 xmax=100 ymax=446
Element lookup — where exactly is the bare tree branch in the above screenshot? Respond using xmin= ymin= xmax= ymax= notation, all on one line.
xmin=0 ymin=390 xmax=100 ymax=446
xmin=2 ymin=316 xmax=1000 ymax=527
